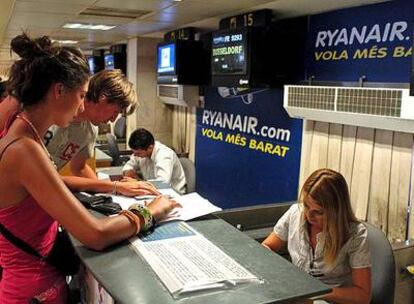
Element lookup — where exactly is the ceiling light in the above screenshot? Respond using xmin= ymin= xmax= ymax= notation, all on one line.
xmin=53 ymin=40 xmax=78 ymax=44
xmin=63 ymin=23 xmax=116 ymax=31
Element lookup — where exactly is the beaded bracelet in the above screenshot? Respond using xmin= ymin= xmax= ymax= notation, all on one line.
xmin=128 ymin=204 xmax=154 ymax=232
xmin=119 ymin=210 xmax=141 ymax=236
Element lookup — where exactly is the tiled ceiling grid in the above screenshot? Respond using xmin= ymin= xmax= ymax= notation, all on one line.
xmin=0 ymin=0 xmax=389 ymax=74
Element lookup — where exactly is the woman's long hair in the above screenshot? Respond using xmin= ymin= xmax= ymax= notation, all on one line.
xmin=300 ymin=168 xmax=358 ymax=264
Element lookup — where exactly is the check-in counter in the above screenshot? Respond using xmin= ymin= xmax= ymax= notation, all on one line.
xmin=71 ymin=185 xmax=330 ymax=304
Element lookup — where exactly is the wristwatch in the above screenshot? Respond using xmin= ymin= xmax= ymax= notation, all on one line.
xmin=128 ymin=204 xmax=155 ymax=232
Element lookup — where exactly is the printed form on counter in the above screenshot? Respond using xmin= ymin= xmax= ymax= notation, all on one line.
xmin=130 ymin=221 xmax=260 ymax=298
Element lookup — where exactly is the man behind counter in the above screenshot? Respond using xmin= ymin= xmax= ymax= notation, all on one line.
xmin=122 ymin=128 xmax=187 ymax=194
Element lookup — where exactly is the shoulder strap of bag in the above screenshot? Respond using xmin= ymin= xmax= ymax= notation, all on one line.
xmin=0 ymin=222 xmax=43 ymax=258
xmin=0 ymin=136 xmax=44 ymax=259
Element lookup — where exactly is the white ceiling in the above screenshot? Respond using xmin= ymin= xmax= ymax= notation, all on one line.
xmin=0 ymin=0 xmax=389 ymax=75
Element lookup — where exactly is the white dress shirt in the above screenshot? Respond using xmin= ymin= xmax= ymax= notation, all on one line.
xmin=122 ymin=141 xmax=186 ymax=194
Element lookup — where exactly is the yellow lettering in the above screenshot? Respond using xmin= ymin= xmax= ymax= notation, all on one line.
xmin=249 ymin=139 xmax=257 ymax=149
xmin=248 ymin=139 xmax=289 ymax=157
xmin=393 ymin=46 xmax=406 ymax=57
xmin=315 ymin=52 xmax=323 ymax=61
xmin=377 ymin=47 xmax=388 ymax=58
xmin=353 ymin=48 xmax=368 ymax=59
xmin=281 ymin=146 xmax=290 ymax=157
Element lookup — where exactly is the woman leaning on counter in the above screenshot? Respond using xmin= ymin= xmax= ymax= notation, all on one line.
xmin=0 ymin=33 xmax=179 ymax=303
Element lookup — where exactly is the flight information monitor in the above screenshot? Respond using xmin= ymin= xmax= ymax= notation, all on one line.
xmin=157 ymin=43 xmax=176 ymax=74
xmin=104 ymin=54 xmax=114 ymax=70
xmin=211 ymin=28 xmax=247 ymax=76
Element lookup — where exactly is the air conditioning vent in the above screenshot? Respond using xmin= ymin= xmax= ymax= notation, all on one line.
xmin=157 ymin=85 xmax=200 ymax=107
xmin=284 ymin=85 xmax=414 ymax=133
xmin=336 ymin=88 xmax=402 ymax=117
xmin=287 ymin=86 xmax=336 ymax=110
xmin=80 ymin=7 xmax=151 ymax=19
xmin=158 ymin=85 xmax=179 ymax=99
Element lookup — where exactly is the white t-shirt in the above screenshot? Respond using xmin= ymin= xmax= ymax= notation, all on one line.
xmin=122 ymin=141 xmax=186 ymax=194
xmin=273 ymin=203 xmax=371 ymax=287
xmin=43 ymin=121 xmax=98 ymax=170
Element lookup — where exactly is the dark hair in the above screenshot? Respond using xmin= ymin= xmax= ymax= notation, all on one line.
xmin=128 ymin=128 xmax=154 ymax=150
xmin=86 ymin=69 xmax=138 ymax=115
xmin=7 ymin=33 xmax=90 ymax=107
xmin=0 ymin=80 xmax=6 ymax=100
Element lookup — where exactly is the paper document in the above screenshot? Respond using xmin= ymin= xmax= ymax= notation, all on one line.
xmin=106 ymin=192 xmax=221 ymax=222
xmin=130 ymin=222 xmax=258 ymax=296
xmin=172 ymin=193 xmax=221 ymax=221
xmin=97 ymin=172 xmax=110 ymax=180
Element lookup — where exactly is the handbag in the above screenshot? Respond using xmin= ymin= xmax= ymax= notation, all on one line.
xmin=73 ymin=192 xmax=122 ymax=215
xmin=0 ymin=223 xmax=80 ymax=276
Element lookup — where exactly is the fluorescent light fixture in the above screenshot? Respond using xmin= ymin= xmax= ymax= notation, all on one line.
xmin=63 ymin=23 xmax=116 ymax=31
xmin=53 ymin=39 xmax=78 ymax=44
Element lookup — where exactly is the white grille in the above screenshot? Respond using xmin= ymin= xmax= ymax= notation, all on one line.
xmin=287 ymin=86 xmax=335 ymax=110
xmin=80 ymin=7 xmax=150 ymax=19
xmin=284 ymin=85 xmax=414 ymax=133
xmin=157 ymin=85 xmax=199 ymax=107
xmin=158 ymin=85 xmax=179 ymax=98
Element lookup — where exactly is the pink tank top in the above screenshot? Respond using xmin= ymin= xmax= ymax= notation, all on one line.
xmin=0 ymin=115 xmax=67 ymax=303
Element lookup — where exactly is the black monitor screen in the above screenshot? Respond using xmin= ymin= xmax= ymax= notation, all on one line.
xmin=104 ymin=54 xmax=114 ymax=70
xmin=157 ymin=43 xmax=176 ymax=74
xmin=211 ymin=29 xmax=247 ymax=75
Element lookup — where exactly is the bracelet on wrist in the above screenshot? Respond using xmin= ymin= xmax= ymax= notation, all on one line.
xmin=119 ymin=210 xmax=141 ymax=236
xmin=112 ymin=181 xmax=118 ymax=195
xmin=128 ymin=204 xmax=154 ymax=233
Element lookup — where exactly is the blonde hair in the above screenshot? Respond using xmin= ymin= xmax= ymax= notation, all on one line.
xmin=87 ymin=69 xmax=137 ymax=115
xmin=300 ymin=168 xmax=358 ymax=264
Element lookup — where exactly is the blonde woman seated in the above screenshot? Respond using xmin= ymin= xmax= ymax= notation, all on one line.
xmin=262 ymin=168 xmax=371 ymax=304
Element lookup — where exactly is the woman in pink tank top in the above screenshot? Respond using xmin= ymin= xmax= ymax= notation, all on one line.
xmin=0 ymin=33 xmax=178 ymax=303
xmin=0 ymin=196 xmax=66 ymax=303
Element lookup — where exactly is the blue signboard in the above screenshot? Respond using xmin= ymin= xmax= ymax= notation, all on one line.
xmin=307 ymin=0 xmax=414 ymax=83
xmin=196 ymin=87 xmax=303 ymax=209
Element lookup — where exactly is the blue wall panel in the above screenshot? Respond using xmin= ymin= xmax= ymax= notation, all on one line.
xmin=196 ymin=88 xmax=302 ymax=208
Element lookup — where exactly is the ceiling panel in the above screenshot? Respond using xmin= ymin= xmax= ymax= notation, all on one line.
xmin=113 ymin=20 xmax=176 ymax=37
xmin=14 ymin=1 xmax=87 ymax=14
xmin=70 ymin=15 xmax=134 ymax=26
xmin=162 ymin=2 xmax=239 ymax=16
xmin=17 ymin=0 xmax=96 ymax=5
xmin=253 ymin=0 xmax=390 ymax=18
xmin=94 ymin=0 xmax=174 ymax=11
xmin=8 ymin=12 xmax=73 ymax=29
xmin=54 ymin=29 xmax=125 ymax=42
xmin=143 ymin=12 xmax=206 ymax=25
xmin=50 ymin=29 xmax=91 ymax=41
xmin=5 ymin=28 xmax=56 ymax=41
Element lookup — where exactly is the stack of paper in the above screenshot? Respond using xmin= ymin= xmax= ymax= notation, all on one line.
xmin=106 ymin=192 xmax=222 ymax=223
